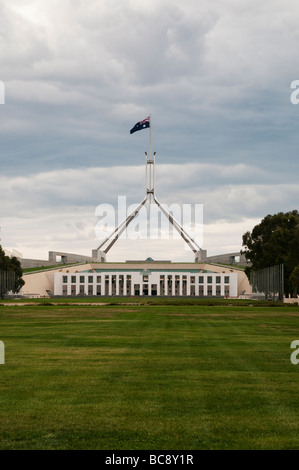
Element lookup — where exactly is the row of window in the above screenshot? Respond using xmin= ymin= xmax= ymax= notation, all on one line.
xmin=62 ymin=274 xmax=230 ymax=284
xmin=61 ymin=284 xmax=231 ymax=296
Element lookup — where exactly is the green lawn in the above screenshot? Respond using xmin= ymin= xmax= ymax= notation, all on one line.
xmin=0 ymin=301 xmax=299 ymax=449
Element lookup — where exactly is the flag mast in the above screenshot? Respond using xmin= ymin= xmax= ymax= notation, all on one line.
xmin=129 ymin=114 xmax=153 ymax=201
xmin=149 ymin=114 xmax=152 ymax=162
xmin=149 ymin=114 xmax=152 ymax=203
xmin=93 ymin=115 xmax=204 ymax=263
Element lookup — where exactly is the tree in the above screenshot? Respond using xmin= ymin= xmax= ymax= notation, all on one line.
xmin=290 ymin=266 xmax=299 ymax=297
xmin=241 ymin=210 xmax=299 ymax=296
xmin=0 ymin=245 xmax=25 ymax=298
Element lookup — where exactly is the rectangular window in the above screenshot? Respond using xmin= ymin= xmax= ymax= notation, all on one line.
xmin=207 ymin=276 xmax=212 ymax=284
xmin=198 ymin=276 xmax=204 ymax=284
xmin=88 ymin=276 xmax=93 ymax=283
xmin=216 ymin=276 xmax=221 ymax=284
xmin=191 ymin=276 xmax=195 ymax=284
xmin=160 ymin=277 xmax=165 ymax=296
xmin=167 ymin=275 xmax=172 ymax=295
xmin=126 ymin=276 xmax=131 ymax=295
xmin=71 ymin=276 xmax=76 ymax=283
xmin=224 ymin=276 xmax=230 ymax=284
xmin=143 ymin=285 xmax=148 ymax=295
xmin=111 ymin=276 xmax=116 ymax=295
xmin=134 ymin=284 xmax=140 ymax=296
xmin=97 ymin=276 xmax=101 ymax=283
xmin=63 ymin=276 xmax=68 ymax=283
xmin=80 ymin=275 xmax=85 ymax=283
xmin=105 ymin=276 xmax=109 ymax=296
xmin=151 ymin=284 xmax=157 ymax=296
xmin=182 ymin=278 xmax=187 ymax=296
xmin=119 ymin=275 xmax=124 ymax=296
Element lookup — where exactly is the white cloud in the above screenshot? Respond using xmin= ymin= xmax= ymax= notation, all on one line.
xmin=1 ymin=162 xmax=298 ymax=260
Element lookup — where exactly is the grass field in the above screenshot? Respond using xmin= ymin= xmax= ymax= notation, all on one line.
xmin=1 ymin=299 xmax=299 ymax=450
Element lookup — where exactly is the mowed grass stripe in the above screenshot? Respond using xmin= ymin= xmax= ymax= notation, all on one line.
xmin=0 ymin=304 xmax=299 ymax=449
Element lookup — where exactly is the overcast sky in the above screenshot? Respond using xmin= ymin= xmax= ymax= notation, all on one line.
xmin=1 ymin=0 xmax=299 ymax=262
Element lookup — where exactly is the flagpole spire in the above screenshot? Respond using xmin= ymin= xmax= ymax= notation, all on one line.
xmin=129 ymin=114 xmax=153 ymax=202
xmin=149 ymin=114 xmax=152 ymax=203
xmin=149 ymin=114 xmax=152 ymax=161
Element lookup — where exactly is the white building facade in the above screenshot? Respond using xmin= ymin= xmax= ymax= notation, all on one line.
xmin=54 ymin=268 xmax=238 ymax=297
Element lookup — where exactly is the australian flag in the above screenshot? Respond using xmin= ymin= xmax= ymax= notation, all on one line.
xmin=130 ymin=116 xmax=150 ymax=134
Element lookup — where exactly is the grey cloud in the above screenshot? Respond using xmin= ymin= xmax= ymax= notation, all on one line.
xmin=1 ymin=0 xmax=298 ymax=259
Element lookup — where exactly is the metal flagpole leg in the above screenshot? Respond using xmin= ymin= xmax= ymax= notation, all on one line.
xmin=96 ymin=196 xmax=147 ymax=254
xmin=153 ymin=195 xmax=201 ymax=254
